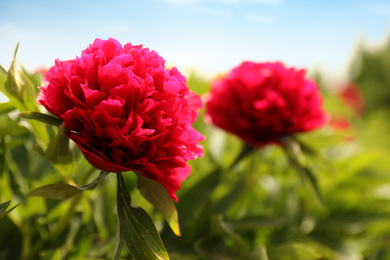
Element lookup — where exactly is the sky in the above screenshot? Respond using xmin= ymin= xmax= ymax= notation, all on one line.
xmin=0 ymin=0 xmax=389 ymax=85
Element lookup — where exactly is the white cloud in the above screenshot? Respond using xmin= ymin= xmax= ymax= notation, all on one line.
xmin=243 ymin=13 xmax=275 ymax=24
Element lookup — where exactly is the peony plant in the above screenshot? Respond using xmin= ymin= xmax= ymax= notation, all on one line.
xmin=37 ymin=38 xmax=204 ymax=201
xmin=4 ymin=38 xmax=204 ymax=259
xmin=205 ymin=61 xmax=329 ymax=203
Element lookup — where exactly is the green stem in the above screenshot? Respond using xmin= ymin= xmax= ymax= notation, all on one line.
xmin=227 ymin=143 xmax=257 ymax=172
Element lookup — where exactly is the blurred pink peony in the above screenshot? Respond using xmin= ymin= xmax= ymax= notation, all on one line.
xmin=206 ymin=61 xmax=329 ymax=147
xmin=38 ymin=38 xmax=204 ymax=201
xmin=339 ymin=82 xmax=365 ymax=117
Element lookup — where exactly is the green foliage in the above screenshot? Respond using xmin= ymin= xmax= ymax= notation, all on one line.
xmin=350 ymin=38 xmax=390 ymax=113
xmin=137 ymin=173 xmax=181 ymax=236
xmin=2 ymin=38 xmax=390 ymax=260
xmin=115 ymin=173 xmax=170 ymax=260
xmin=27 ymin=171 xmax=109 ymax=200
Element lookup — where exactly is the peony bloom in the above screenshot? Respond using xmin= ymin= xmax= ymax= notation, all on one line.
xmin=38 ymin=38 xmax=204 ymax=201
xmin=206 ymin=61 xmax=329 ymax=147
xmin=339 ymin=82 xmax=365 ymax=117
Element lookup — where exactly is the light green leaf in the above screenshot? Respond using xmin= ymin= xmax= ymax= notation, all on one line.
xmin=116 ymin=173 xmax=170 ymax=260
xmin=0 ymin=102 xmax=15 ymax=114
xmin=27 ymin=170 xmax=109 ymax=200
xmin=137 ymin=173 xmax=181 ymax=236
xmin=0 ymin=66 xmax=7 ymax=95
xmin=3 ymin=42 xmax=23 ymax=105
xmin=20 ymin=111 xmax=63 ymax=127
xmin=3 ymin=43 xmax=50 ymax=144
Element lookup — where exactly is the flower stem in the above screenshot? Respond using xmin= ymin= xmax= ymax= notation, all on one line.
xmin=228 ymin=143 xmax=257 ymax=172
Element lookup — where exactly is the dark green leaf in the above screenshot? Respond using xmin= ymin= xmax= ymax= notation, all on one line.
xmin=20 ymin=111 xmax=63 ymax=127
xmin=0 ymin=201 xmax=11 ymax=213
xmin=228 ymin=216 xmax=282 ymax=231
xmin=32 ymin=143 xmax=44 ymax=156
xmin=27 ymin=170 xmax=109 ymax=200
xmin=0 ymin=214 xmax=22 ymax=259
xmin=178 ymin=167 xmax=222 ymax=225
xmin=0 ymin=201 xmax=20 ymax=220
xmin=137 ymin=173 xmax=181 ymax=236
xmin=112 ymin=223 xmax=124 ymax=260
xmin=215 ymin=176 xmax=246 ymax=214
xmin=116 ymin=173 xmax=170 ymax=260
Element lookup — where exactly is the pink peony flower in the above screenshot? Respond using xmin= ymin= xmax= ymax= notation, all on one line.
xmin=205 ymin=61 xmax=329 ymax=147
xmin=339 ymin=82 xmax=365 ymax=117
xmin=38 ymin=38 xmax=204 ymax=201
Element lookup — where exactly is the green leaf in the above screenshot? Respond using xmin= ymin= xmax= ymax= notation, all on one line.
xmin=282 ymin=136 xmax=306 ymax=167
xmin=178 ymin=167 xmax=222 ymax=225
xmin=229 ymin=143 xmax=257 ymax=171
xmin=215 ymin=176 xmax=246 ymax=214
xmin=268 ymin=242 xmax=323 ymax=260
xmin=227 ymin=215 xmax=282 ymax=231
xmin=0 ymin=201 xmax=11 ymax=213
xmin=282 ymin=136 xmax=324 ymax=206
xmin=137 ymin=173 xmax=181 ymax=236
xmin=194 ymin=217 xmax=247 ymax=260
xmin=37 ymin=124 xmax=74 ymax=176
xmin=0 ymin=102 xmax=15 ymax=114
xmin=2 ymin=43 xmax=50 ymax=144
xmin=116 ymin=172 xmax=170 ymax=260
xmin=0 ymin=66 xmax=7 ymax=95
xmin=0 ymin=121 xmax=29 ymax=138
xmin=20 ymin=111 xmax=63 ymax=127
xmin=0 ymin=138 xmax=5 ymax=177
xmin=0 ymin=201 xmax=20 ymax=220
xmin=32 ymin=143 xmax=44 ymax=156
xmin=296 ymin=138 xmax=335 ymax=173
xmin=27 ymin=170 xmax=109 ymax=200
xmin=3 ymin=42 xmax=23 ymax=105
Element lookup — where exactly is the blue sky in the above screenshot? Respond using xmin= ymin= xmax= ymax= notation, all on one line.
xmin=0 ymin=0 xmax=389 ymax=82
